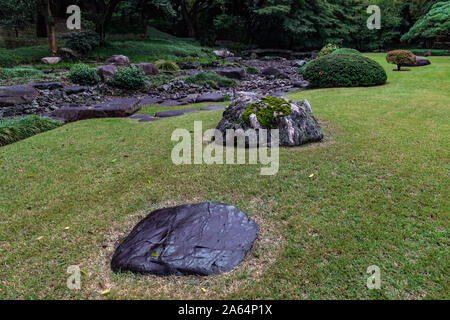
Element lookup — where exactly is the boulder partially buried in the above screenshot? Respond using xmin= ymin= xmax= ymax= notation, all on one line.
xmin=52 ymin=97 xmax=141 ymax=122
xmin=111 ymin=203 xmax=259 ymax=276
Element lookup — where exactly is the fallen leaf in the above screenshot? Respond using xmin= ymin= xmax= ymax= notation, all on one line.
xmin=35 ymin=236 xmax=43 ymax=241
xmin=309 ymin=174 xmax=315 ymax=178
xmin=148 ymin=180 xmax=152 ymax=185
xmin=101 ymin=289 xmax=111 ymax=295
xmin=27 ymin=174 xmax=34 ymax=178
xmin=111 ymin=159 xmax=117 ymax=163
xmin=64 ymin=227 xmax=70 ymax=230
xmin=151 ymin=252 xmax=159 ymax=257
xmin=201 ymin=288 xmax=207 ymax=293
xmin=80 ymin=269 xmax=88 ymax=275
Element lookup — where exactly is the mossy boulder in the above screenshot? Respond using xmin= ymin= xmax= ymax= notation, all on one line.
xmin=242 ymin=96 xmax=292 ymax=129
xmin=216 ymin=92 xmax=323 ymax=147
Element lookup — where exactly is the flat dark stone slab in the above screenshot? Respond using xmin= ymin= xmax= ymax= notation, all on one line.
xmin=155 ymin=109 xmax=198 ymax=118
xmin=129 ymin=114 xmax=161 ymax=122
xmin=200 ymin=105 xmax=225 ymax=111
xmin=111 ymin=202 xmax=259 ymax=276
xmin=139 ymin=96 xmax=162 ymax=106
xmin=0 ymin=85 xmax=39 ymax=106
xmin=401 ymin=58 xmax=431 ymax=67
xmin=53 ymin=97 xmax=141 ymax=122
xmin=160 ymin=100 xmax=182 ymax=106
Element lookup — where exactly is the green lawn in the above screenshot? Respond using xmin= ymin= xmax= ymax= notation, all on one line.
xmin=0 ymin=54 xmax=448 ymax=299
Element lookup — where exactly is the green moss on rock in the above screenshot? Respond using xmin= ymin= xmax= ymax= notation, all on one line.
xmin=243 ymin=96 xmax=292 ymax=129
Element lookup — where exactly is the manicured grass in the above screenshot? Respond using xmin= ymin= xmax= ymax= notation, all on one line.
xmin=138 ymin=102 xmax=229 ymax=115
xmin=0 ymin=54 xmax=448 ymax=299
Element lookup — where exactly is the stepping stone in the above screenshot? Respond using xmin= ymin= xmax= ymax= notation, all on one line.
xmin=200 ymin=105 xmax=225 ymax=111
xmin=53 ymin=97 xmax=141 ymax=122
xmin=111 ymin=202 xmax=259 ymax=276
xmin=155 ymin=109 xmax=198 ymax=118
xmin=129 ymin=114 xmax=161 ymax=122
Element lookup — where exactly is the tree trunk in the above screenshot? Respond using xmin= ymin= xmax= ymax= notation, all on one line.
xmin=38 ymin=0 xmax=58 ymax=53
xmin=95 ymin=0 xmax=122 ymax=44
xmin=397 ymin=64 xmax=401 ymax=71
xmin=180 ymin=0 xmax=196 ymax=37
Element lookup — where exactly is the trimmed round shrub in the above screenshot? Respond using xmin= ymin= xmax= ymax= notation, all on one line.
xmin=154 ymin=59 xmax=180 ymax=72
xmin=69 ymin=63 xmax=100 ymax=85
xmin=62 ymin=31 xmax=100 ymax=55
xmin=332 ymin=48 xmax=362 ymax=56
xmin=386 ymin=50 xmax=416 ymax=71
xmin=319 ymin=43 xmax=340 ymax=57
xmin=243 ymin=96 xmax=292 ymax=129
xmin=298 ymin=61 xmax=312 ymax=76
xmin=245 ymin=66 xmax=259 ymax=74
xmin=108 ymin=66 xmax=147 ymax=90
xmin=302 ymin=54 xmax=387 ymax=88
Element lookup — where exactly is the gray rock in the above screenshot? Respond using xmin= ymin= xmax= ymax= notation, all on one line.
xmin=216 ymin=92 xmax=323 ymax=147
xmin=213 ymin=49 xmax=234 ymax=58
xmin=196 ymin=92 xmax=225 ymax=103
xmin=291 ymin=60 xmax=306 ymax=67
xmin=134 ymin=63 xmax=159 ymax=75
xmin=105 ymin=55 xmax=131 ymax=67
xmin=41 ymin=57 xmax=61 ymax=65
xmin=63 ymin=86 xmax=89 ymax=95
xmin=52 ymin=97 xmax=141 ymax=122
xmin=215 ymin=68 xmax=246 ymax=80
xmin=111 ymin=202 xmax=259 ymax=276
xmin=0 ymin=85 xmax=39 ymax=106
xmin=262 ymin=67 xmax=288 ymax=78
xmin=95 ymin=65 xmax=118 ymax=80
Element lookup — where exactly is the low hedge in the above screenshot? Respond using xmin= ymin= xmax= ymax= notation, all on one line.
xmin=0 ymin=116 xmax=62 ymax=147
xmin=301 ymin=54 xmax=387 ymax=88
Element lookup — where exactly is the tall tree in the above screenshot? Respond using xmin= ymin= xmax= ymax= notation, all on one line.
xmin=38 ymin=0 xmax=58 ymax=53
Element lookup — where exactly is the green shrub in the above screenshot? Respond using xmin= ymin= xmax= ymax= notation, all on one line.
xmin=298 ymin=61 xmax=312 ymax=76
xmin=319 ymin=43 xmax=340 ymax=57
xmin=386 ymin=50 xmax=416 ymax=71
xmin=108 ymin=66 xmax=147 ymax=90
xmin=185 ymin=72 xmax=238 ymax=89
xmin=62 ymin=31 xmax=100 ymax=55
xmin=154 ymin=59 xmax=180 ymax=72
xmin=69 ymin=63 xmax=101 ymax=85
xmin=332 ymin=48 xmax=362 ymax=56
xmin=0 ymin=67 xmax=42 ymax=80
xmin=0 ymin=116 xmax=62 ymax=147
xmin=245 ymin=66 xmax=259 ymax=74
xmin=302 ymin=54 xmax=387 ymax=88
xmin=243 ymin=96 xmax=292 ymax=129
